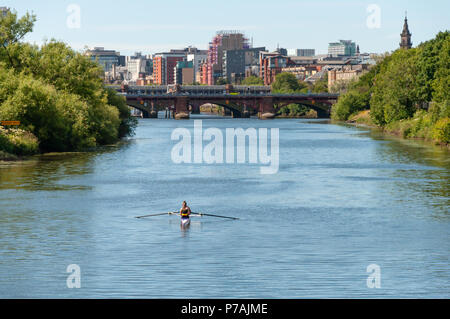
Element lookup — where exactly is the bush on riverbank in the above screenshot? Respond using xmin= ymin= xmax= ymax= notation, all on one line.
xmin=331 ymin=31 xmax=450 ymax=145
xmin=0 ymin=127 xmax=39 ymax=156
xmin=0 ymin=11 xmax=136 ymax=156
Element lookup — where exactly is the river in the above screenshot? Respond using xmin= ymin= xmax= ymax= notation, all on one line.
xmin=0 ymin=115 xmax=449 ymax=298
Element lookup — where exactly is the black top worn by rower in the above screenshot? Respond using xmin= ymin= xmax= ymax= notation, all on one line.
xmin=180 ymin=206 xmax=191 ymax=219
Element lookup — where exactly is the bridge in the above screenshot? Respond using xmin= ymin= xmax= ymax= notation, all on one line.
xmin=110 ymin=84 xmax=339 ymax=119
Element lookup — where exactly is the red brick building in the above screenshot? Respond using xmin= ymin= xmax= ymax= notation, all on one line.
xmin=152 ymin=53 xmax=185 ymax=85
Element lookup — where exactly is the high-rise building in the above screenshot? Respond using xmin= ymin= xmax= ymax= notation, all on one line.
xmin=287 ymin=49 xmax=315 ymax=57
xmin=223 ymin=49 xmax=245 ymax=83
xmin=400 ymin=14 xmax=412 ymax=49
xmin=328 ymin=40 xmax=356 ymax=57
xmin=206 ymin=31 xmax=249 ymax=85
xmin=85 ymin=47 xmax=125 ymax=72
xmin=152 ymin=52 xmax=185 ymax=85
xmin=222 ymin=47 xmax=266 ymax=83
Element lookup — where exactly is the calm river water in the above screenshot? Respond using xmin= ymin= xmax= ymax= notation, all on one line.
xmin=0 ymin=115 xmax=449 ymax=298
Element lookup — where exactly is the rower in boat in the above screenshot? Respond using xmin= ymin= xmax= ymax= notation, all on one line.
xmin=179 ymin=201 xmax=191 ymax=228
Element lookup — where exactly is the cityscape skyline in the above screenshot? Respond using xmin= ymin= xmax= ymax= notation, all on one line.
xmin=3 ymin=0 xmax=449 ymax=55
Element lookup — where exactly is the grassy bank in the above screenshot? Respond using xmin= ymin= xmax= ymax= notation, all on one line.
xmin=0 ymin=127 xmax=39 ymax=159
xmin=344 ymin=110 xmax=450 ymax=148
xmin=276 ymin=109 xmax=318 ymax=118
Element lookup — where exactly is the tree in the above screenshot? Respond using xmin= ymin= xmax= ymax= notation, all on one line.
xmin=0 ymin=10 xmax=36 ymax=69
xmin=0 ymin=11 xmax=136 ymax=155
xmin=216 ymin=78 xmax=228 ymax=85
xmin=241 ymin=76 xmax=264 ymax=86
xmin=370 ymin=49 xmax=420 ymax=125
xmin=272 ymin=72 xmax=304 ymax=93
xmin=331 ymin=89 xmax=368 ymax=121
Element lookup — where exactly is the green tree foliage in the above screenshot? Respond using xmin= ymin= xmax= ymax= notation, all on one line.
xmin=0 ymin=126 xmax=39 ymax=156
xmin=272 ymin=73 xmax=306 ymax=93
xmin=331 ymin=89 xmax=368 ymax=121
xmin=241 ymin=76 xmax=264 ymax=86
xmin=0 ymin=10 xmax=136 ymax=155
xmin=271 ymin=72 xmax=328 ymax=116
xmin=271 ymin=73 xmax=308 ymax=116
xmin=216 ymin=78 xmax=228 ymax=85
xmin=370 ymin=48 xmax=420 ymax=125
xmin=331 ymin=30 xmax=450 ymax=145
xmin=0 ymin=10 xmax=36 ymax=68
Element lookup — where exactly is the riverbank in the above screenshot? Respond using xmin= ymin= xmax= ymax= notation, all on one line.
xmin=344 ymin=110 xmax=450 ymax=149
xmin=0 ymin=127 xmax=40 ymax=158
xmin=276 ymin=109 xmax=318 ymax=119
xmin=0 ymin=151 xmax=19 ymax=161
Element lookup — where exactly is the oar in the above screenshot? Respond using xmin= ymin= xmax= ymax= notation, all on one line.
xmin=135 ymin=212 xmax=177 ymax=219
xmin=195 ymin=212 xmax=239 ymax=220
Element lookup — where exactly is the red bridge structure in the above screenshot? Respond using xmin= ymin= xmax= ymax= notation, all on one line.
xmin=111 ymin=84 xmax=339 ymax=119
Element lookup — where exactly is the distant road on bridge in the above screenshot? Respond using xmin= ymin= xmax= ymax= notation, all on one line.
xmin=108 ymin=84 xmax=339 ymax=119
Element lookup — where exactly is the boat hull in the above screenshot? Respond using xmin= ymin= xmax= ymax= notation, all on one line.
xmin=180 ymin=218 xmax=190 ymax=228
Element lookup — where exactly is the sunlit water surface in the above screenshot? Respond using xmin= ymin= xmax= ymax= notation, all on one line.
xmin=0 ymin=115 xmax=449 ymax=298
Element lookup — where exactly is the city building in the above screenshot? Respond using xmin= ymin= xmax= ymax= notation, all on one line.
xmin=259 ymin=51 xmax=295 ymax=85
xmin=126 ymin=52 xmax=149 ymax=82
xmin=187 ymin=51 xmax=208 ymax=84
xmin=221 ymin=46 xmax=265 ymax=84
xmin=85 ymin=47 xmax=125 ymax=72
xmin=152 ymin=52 xmax=185 ymax=85
xmin=328 ymin=40 xmax=356 ymax=57
xmin=275 ymin=46 xmax=288 ymax=56
xmin=287 ymin=49 xmax=315 ymax=57
xmin=400 ymin=14 xmax=412 ymax=49
xmin=205 ymin=31 xmax=249 ymax=85
xmin=223 ymin=49 xmax=246 ymax=83
xmin=174 ymin=61 xmax=194 ymax=85
xmin=328 ymin=64 xmax=369 ymax=88
xmin=244 ymin=47 xmax=266 ymax=79
xmin=290 ymin=56 xmax=318 ymax=66
xmin=281 ymin=65 xmax=321 ymax=81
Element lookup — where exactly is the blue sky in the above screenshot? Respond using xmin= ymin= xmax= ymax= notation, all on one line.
xmin=5 ymin=0 xmax=450 ymax=55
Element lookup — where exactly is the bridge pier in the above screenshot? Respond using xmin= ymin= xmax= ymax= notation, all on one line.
xmin=242 ymin=105 xmax=250 ymax=118
xmin=258 ymin=97 xmax=276 ymax=119
xmin=141 ymin=110 xmax=150 ymax=118
xmin=174 ymin=97 xmax=190 ymax=120
xmin=149 ymin=101 xmax=157 ymax=118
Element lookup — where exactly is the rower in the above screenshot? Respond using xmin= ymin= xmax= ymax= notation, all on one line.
xmin=180 ymin=201 xmax=191 ymax=220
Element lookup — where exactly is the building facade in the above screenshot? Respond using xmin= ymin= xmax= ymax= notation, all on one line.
xmin=259 ymin=52 xmax=294 ymax=85
xmin=85 ymin=47 xmax=125 ymax=72
xmin=206 ymin=31 xmax=249 ymax=85
xmin=328 ymin=64 xmax=369 ymax=88
xmin=287 ymin=49 xmax=315 ymax=57
xmin=152 ymin=53 xmax=185 ymax=85
xmin=174 ymin=61 xmax=194 ymax=85
xmin=187 ymin=51 xmax=208 ymax=83
xmin=328 ymin=40 xmax=356 ymax=57
xmin=126 ymin=52 xmax=150 ymax=82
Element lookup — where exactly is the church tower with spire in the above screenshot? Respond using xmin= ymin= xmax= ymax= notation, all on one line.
xmin=400 ymin=13 xmax=412 ymax=49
